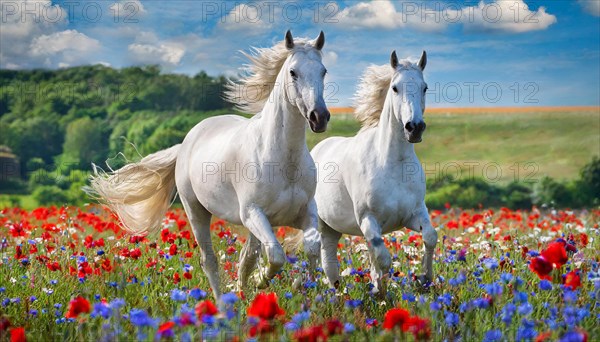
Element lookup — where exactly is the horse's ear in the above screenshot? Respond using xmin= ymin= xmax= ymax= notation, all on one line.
xmin=314 ymin=31 xmax=325 ymax=50
xmin=418 ymin=50 xmax=427 ymax=71
xmin=390 ymin=50 xmax=398 ymax=70
xmin=285 ymin=30 xmax=294 ymax=50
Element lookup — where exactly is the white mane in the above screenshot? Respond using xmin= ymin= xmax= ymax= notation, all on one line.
xmin=354 ymin=61 xmax=421 ymax=128
xmin=224 ymin=38 xmax=321 ymax=114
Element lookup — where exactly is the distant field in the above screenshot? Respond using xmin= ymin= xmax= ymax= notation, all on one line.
xmin=308 ymin=107 xmax=600 ymax=182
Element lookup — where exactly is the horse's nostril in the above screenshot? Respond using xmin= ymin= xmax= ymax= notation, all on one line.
xmin=309 ymin=111 xmax=317 ymax=122
xmin=405 ymin=122 xmax=415 ymax=132
xmin=418 ymin=122 xmax=426 ymax=131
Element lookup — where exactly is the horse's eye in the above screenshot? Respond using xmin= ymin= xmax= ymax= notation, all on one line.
xmin=323 ymin=69 xmax=327 ymax=77
xmin=290 ymin=69 xmax=297 ymax=78
xmin=423 ymin=86 xmax=428 ymax=94
xmin=392 ymin=86 xmax=398 ymax=93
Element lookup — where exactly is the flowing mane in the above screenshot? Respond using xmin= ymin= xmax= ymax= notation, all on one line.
xmin=354 ymin=60 xmax=420 ymax=128
xmin=224 ymin=38 xmax=320 ymax=114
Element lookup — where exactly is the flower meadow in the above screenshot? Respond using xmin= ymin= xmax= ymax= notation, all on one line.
xmin=0 ymin=205 xmax=599 ymax=341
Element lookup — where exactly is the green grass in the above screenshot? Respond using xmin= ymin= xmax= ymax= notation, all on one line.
xmin=307 ymin=110 xmax=600 ymax=182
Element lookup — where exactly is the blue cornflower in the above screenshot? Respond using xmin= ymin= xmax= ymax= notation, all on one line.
xmin=539 ymin=280 xmax=553 ymax=291
xmin=189 ymin=288 xmax=207 ymax=300
xmin=402 ymin=293 xmax=416 ymax=302
xmin=129 ymin=309 xmax=157 ymax=327
xmin=500 ymin=273 xmax=513 ymax=283
xmin=91 ymin=302 xmax=112 ymax=319
xmin=29 ymin=296 xmax=36 ymax=302
xmin=514 ymin=291 xmax=528 ymax=303
xmin=170 ymin=289 xmax=187 ymax=302
xmin=430 ymin=301 xmax=442 ymax=311
xmin=482 ymin=258 xmax=498 ymax=270
xmin=500 ymin=303 xmax=516 ymax=325
xmin=472 ymin=298 xmax=490 ymax=309
xmin=518 ymin=303 xmax=533 ymax=316
xmin=345 ymin=299 xmax=362 ymax=309
xmin=29 ymin=309 xmax=38 ymax=317
xmin=484 ymin=282 xmax=503 ymax=297
xmin=286 ymin=255 xmax=298 ymax=264
xmin=292 ymin=311 xmax=311 ymax=324
xmin=221 ymin=292 xmax=238 ymax=305
xmin=284 ymin=292 xmax=293 ymax=299
xmin=97 ymin=250 xmax=104 ymax=256
xmin=110 ymin=298 xmax=126 ymax=309
xmin=516 ymin=319 xmax=536 ymax=341
xmin=560 ymin=329 xmax=587 ymax=342
xmin=444 ymin=311 xmax=459 ymax=327
xmin=284 ymin=322 xmax=299 ymax=331
xmin=344 ymin=323 xmax=355 ymax=333
xmin=484 ymin=329 xmax=503 ymax=342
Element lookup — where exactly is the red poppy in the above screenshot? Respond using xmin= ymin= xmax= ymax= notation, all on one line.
xmin=183 ymin=271 xmax=192 ymax=280
xmin=294 ymin=324 xmax=326 ymax=342
xmin=226 ymin=246 xmax=237 ymax=255
xmin=535 ymin=331 xmax=553 ymax=342
xmin=65 ymin=296 xmax=91 ymax=319
xmin=173 ymin=272 xmax=181 ymax=284
xmin=383 ymin=308 xmax=410 ymax=331
xmin=169 ymin=244 xmax=178 ymax=256
xmin=248 ymin=319 xmax=275 ymax=337
xmin=529 ymin=257 xmax=553 ymax=280
xmin=579 ymin=233 xmax=588 ymax=247
xmin=10 ymin=327 xmax=25 ymax=342
xmin=247 ymin=293 xmax=285 ymax=320
xmin=195 ymin=300 xmax=218 ymax=319
xmin=564 ymin=270 xmax=582 ymax=290
xmin=325 ymin=319 xmax=343 ymax=336
xmin=130 ymin=248 xmax=142 ymax=259
xmin=405 ymin=316 xmax=431 ymax=341
xmin=541 ymin=242 xmax=568 ymax=268
xmin=157 ymin=321 xmax=175 ymax=338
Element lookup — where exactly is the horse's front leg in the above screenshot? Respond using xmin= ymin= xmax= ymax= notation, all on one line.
xmin=295 ymin=199 xmax=322 ymax=273
xmin=359 ymin=215 xmax=391 ymax=295
xmin=406 ymin=205 xmax=438 ymax=283
xmin=240 ymin=205 xmax=285 ymax=288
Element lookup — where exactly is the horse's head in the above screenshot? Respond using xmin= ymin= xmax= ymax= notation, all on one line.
xmin=283 ymin=30 xmax=330 ymax=133
xmin=389 ymin=50 xmax=428 ymax=143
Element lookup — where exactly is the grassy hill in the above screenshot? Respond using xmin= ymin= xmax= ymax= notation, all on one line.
xmin=307 ymin=108 xmax=600 ymax=182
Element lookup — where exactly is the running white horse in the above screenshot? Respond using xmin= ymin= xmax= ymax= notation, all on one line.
xmin=89 ymin=30 xmax=330 ymax=303
xmin=311 ymin=51 xmax=437 ymax=292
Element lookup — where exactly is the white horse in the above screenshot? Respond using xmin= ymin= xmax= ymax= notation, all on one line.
xmin=89 ymin=30 xmax=330 ymax=303
xmin=311 ymin=51 xmax=437 ymax=292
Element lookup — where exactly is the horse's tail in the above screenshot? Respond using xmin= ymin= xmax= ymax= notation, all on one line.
xmin=87 ymin=144 xmax=181 ymax=236
xmin=283 ymin=229 xmax=304 ymax=254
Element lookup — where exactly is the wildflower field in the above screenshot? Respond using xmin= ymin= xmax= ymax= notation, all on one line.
xmin=0 ymin=205 xmax=598 ymax=341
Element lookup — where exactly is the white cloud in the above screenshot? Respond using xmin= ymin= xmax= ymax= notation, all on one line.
xmin=0 ymin=0 xmax=69 ymax=68
xmin=322 ymin=51 xmax=338 ymax=66
xmin=334 ymin=0 xmax=447 ymax=32
xmin=31 ymin=30 xmax=101 ymax=56
xmin=108 ymin=0 xmax=146 ymax=18
xmin=218 ymin=3 xmax=272 ymax=33
xmin=128 ymin=42 xmax=185 ymax=67
xmin=460 ymin=1 xmax=557 ymax=33
xmin=332 ymin=0 xmax=556 ymax=33
xmin=579 ymin=0 xmax=600 ymax=16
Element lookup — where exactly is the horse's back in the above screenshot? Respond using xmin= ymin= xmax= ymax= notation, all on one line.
xmin=175 ymin=114 xmax=251 ymax=223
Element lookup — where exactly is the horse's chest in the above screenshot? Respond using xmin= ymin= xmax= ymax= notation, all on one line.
xmin=265 ymin=185 xmax=310 ymax=224
xmin=361 ymin=170 xmax=424 ymax=230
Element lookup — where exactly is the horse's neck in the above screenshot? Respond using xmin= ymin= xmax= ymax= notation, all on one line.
xmin=257 ymin=80 xmax=307 ymax=158
xmin=374 ymin=94 xmax=415 ymax=163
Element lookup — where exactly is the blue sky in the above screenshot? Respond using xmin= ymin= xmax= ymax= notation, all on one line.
xmin=1 ymin=0 xmax=599 ymax=107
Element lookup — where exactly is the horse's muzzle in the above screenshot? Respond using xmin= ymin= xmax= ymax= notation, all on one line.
xmin=308 ymin=108 xmax=330 ymax=133
xmin=405 ymin=120 xmax=426 ymax=143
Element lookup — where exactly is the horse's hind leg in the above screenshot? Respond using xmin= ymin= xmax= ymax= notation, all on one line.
xmin=240 ymin=205 xmax=285 ymax=288
xmin=297 ymin=199 xmax=322 ymax=273
xmin=178 ymin=186 xmax=221 ymax=301
xmin=237 ymin=233 xmax=261 ymax=290
xmin=320 ymin=218 xmax=342 ymax=288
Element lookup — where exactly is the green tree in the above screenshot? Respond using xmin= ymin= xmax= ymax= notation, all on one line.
xmin=62 ymin=117 xmax=108 ymax=168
